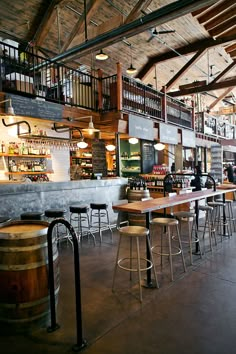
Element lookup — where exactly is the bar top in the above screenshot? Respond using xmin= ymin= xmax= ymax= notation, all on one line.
xmin=112 ymin=188 xmax=236 ymax=214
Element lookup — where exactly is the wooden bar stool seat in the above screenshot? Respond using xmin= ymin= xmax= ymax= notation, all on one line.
xmin=112 ymin=225 xmax=159 ymax=302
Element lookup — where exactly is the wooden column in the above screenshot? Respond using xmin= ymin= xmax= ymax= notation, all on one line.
xmin=116 ymin=62 xmax=122 ymax=111
xmin=162 ymin=86 xmax=167 ymax=123
xmin=97 ymin=68 xmax=103 ymax=111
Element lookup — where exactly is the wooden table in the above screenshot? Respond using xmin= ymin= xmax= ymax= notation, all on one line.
xmin=113 ymin=188 xmax=236 ymax=286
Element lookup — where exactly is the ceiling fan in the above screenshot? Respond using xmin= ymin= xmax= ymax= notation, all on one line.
xmin=208 ymin=64 xmax=221 ymax=78
xmin=147 ymin=28 xmax=176 ymax=42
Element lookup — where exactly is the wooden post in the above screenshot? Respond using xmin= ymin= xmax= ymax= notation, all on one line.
xmin=116 ymin=62 xmax=122 ymax=111
xmin=191 ymin=94 xmax=195 ymax=131
xmin=162 ymin=86 xmax=167 ymax=123
xmin=97 ymin=69 xmax=103 ymax=111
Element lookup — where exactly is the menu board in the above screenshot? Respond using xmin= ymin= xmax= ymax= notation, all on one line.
xmin=92 ymin=140 xmax=107 ymax=176
xmin=6 ymin=93 xmax=63 ymax=121
xmin=141 ymin=140 xmax=155 ymax=173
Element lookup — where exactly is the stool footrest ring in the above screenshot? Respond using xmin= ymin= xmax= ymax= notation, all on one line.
xmin=118 ymin=257 xmax=153 ymax=272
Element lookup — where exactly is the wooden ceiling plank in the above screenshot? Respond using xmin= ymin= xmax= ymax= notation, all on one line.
xmin=61 ymin=0 xmax=103 ymax=52
xmin=208 ymin=86 xmax=234 ymax=109
xmin=198 ymin=0 xmax=235 ymax=24
xmin=165 ymin=48 xmax=207 ymax=92
xmin=228 ymin=49 xmax=236 ymax=58
xmin=51 ymin=0 xmax=218 ymax=63
xmin=137 ymin=33 xmax=236 ymax=79
xmin=208 ymin=16 xmax=236 ymax=37
xmin=168 ymin=77 xmax=236 ymax=96
xmin=204 ymin=6 xmax=236 ymax=31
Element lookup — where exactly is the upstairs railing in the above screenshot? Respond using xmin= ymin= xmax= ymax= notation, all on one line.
xmin=0 ymin=40 xmax=194 ymax=129
xmin=0 ymin=41 xmax=98 ymax=110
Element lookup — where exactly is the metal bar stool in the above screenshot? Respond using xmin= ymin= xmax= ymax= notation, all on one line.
xmin=172 ymin=211 xmax=202 ymax=265
xmin=150 ymin=217 xmax=186 ymax=281
xmin=112 ymin=225 xmax=159 ymax=302
xmin=198 ymin=205 xmax=217 ymax=252
xmin=69 ymin=205 xmax=95 ymax=245
xmin=44 ymin=209 xmax=67 ymax=244
xmin=207 ymin=201 xmax=231 ymax=240
xmin=20 ymin=211 xmax=43 ymax=221
xmin=213 ymin=199 xmax=236 ymax=235
xmin=90 ymin=203 xmax=113 ymax=243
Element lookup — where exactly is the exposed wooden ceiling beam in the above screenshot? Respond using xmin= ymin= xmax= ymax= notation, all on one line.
xmin=168 ymin=77 xmax=236 ymax=96
xmin=208 ymin=86 xmax=234 ymax=109
xmin=49 ymin=0 xmax=218 ymax=63
xmin=204 ymin=6 xmax=236 ymax=31
xmin=137 ymin=33 xmax=236 ymax=79
xmin=165 ymin=48 xmax=207 ymax=92
xmin=216 ymin=24 xmax=236 ymax=38
xmin=198 ymin=0 xmax=235 ymax=24
xmin=124 ymin=0 xmax=149 ymax=24
xmin=225 ymin=43 xmax=236 ymax=53
xmin=179 ymin=80 xmax=207 ymax=90
xmin=208 ymin=16 xmax=236 ymax=37
xmin=33 ymin=0 xmax=67 ymax=47
xmin=61 ymin=0 xmax=103 ymax=52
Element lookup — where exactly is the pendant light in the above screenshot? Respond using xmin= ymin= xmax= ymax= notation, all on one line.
xmin=95 ymin=49 xmax=108 ymax=61
xmin=129 ymin=137 xmax=139 ymax=145
xmin=154 ymin=142 xmax=165 ymax=151
xmin=126 ymin=45 xmax=137 ymax=75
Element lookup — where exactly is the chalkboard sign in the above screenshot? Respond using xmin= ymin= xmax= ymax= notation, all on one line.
xmin=141 ymin=140 xmax=155 ymax=173
xmin=92 ymin=140 xmax=107 ymax=176
xmin=6 ymin=94 xmax=63 ymax=121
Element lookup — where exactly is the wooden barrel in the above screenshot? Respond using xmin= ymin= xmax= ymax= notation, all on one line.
xmin=0 ymin=220 xmax=59 ymax=333
xmin=127 ymin=189 xmax=150 ymax=226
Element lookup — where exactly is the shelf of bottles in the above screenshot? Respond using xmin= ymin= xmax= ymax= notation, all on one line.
xmin=0 ymin=140 xmax=52 ymax=181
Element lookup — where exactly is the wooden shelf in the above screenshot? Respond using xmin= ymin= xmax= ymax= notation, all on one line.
xmin=5 ymin=171 xmax=53 ymax=175
xmin=0 ymin=153 xmax=51 ymax=158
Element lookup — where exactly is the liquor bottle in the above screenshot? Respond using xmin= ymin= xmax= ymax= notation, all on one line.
xmin=1 ymin=141 xmax=6 ymax=153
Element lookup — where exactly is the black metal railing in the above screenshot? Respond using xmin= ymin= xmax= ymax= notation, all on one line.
xmin=0 ymin=41 xmax=98 ymax=111
xmin=47 ymin=218 xmax=86 ymax=351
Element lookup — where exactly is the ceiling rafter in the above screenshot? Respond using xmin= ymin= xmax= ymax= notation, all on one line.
xmin=33 ymin=0 xmax=68 ymax=47
xmin=197 ymin=0 xmax=235 ymax=24
xmin=168 ymin=76 xmax=236 ymax=97
xmin=208 ymin=86 xmax=234 ymax=109
xmin=124 ymin=0 xmax=151 ymax=24
xmin=165 ymin=48 xmax=207 ymax=92
xmin=204 ymin=6 xmax=236 ymax=31
xmin=225 ymin=43 xmax=236 ymax=52
xmin=61 ymin=0 xmax=104 ymax=52
xmin=208 ymin=16 xmax=236 ymax=37
xmin=137 ymin=33 xmax=236 ymax=80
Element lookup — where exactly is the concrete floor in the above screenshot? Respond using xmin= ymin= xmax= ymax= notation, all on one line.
xmin=1 ymin=218 xmax=236 ymax=354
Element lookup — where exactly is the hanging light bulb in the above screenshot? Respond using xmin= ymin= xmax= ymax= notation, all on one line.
xmin=154 ymin=142 xmax=165 ymax=151
xmin=129 ymin=137 xmax=139 ymax=144
xmin=95 ymin=49 xmax=109 ymax=61
xmin=106 ymin=144 xmax=116 ymax=151
xmin=126 ymin=45 xmax=137 ymax=75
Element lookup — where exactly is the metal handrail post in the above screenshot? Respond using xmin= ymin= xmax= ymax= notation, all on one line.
xmin=47 ymin=218 xmax=87 ymax=351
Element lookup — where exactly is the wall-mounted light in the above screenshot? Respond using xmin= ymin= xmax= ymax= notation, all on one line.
xmin=0 ymin=98 xmax=15 ymax=115
xmin=2 ymin=118 xmax=31 ymax=136
xmin=95 ymin=49 xmax=108 ymax=61
xmin=129 ymin=137 xmax=139 ymax=144
xmin=53 ymin=123 xmax=88 ymax=149
xmin=106 ymin=144 xmax=116 ymax=151
xmin=76 ymin=116 xmax=100 ymax=135
xmin=154 ymin=142 xmax=165 ymax=151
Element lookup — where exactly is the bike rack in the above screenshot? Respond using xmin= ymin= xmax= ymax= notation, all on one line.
xmin=46 ymin=218 xmax=87 ymax=352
